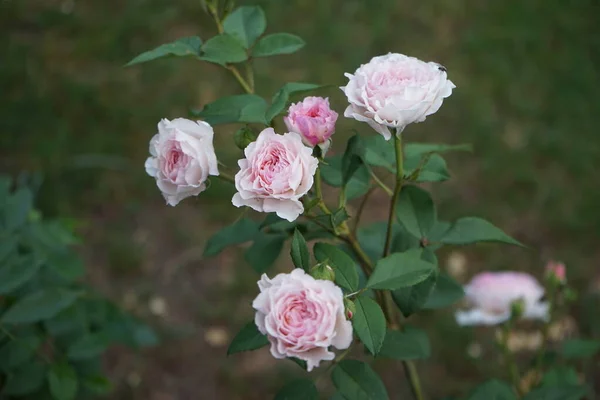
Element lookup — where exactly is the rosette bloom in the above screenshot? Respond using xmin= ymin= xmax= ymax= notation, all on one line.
xmin=231 ymin=128 xmax=318 ymax=222
xmin=341 ymin=53 xmax=455 ymax=140
xmin=252 ymin=269 xmax=353 ymax=371
xmin=284 ymin=96 xmax=338 ymax=149
xmin=456 ymin=272 xmax=549 ymax=326
xmin=145 ymin=118 xmax=219 ymax=206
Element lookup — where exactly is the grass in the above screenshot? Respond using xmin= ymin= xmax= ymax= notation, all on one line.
xmin=2 ymin=0 xmax=600 ymax=397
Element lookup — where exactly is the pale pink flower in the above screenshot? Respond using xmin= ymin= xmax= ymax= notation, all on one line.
xmin=456 ymin=272 xmax=549 ymax=326
xmin=284 ymin=96 xmax=338 ymax=150
xmin=341 ymin=53 xmax=455 ymax=140
xmin=145 ymin=118 xmax=219 ymax=206
xmin=252 ymin=269 xmax=353 ymax=371
xmin=545 ymin=261 xmax=567 ymax=283
xmin=231 ymin=128 xmax=318 ymax=222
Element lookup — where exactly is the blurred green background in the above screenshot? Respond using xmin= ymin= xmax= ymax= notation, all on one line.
xmin=2 ymin=0 xmax=599 ymax=398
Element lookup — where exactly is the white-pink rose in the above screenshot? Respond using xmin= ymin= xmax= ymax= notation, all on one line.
xmin=341 ymin=53 xmax=456 ymax=140
xmin=284 ymin=96 xmax=338 ymax=150
xmin=252 ymin=269 xmax=353 ymax=371
xmin=145 ymin=118 xmax=219 ymax=206
xmin=456 ymin=272 xmax=549 ymax=326
xmin=231 ymin=128 xmax=318 ymax=222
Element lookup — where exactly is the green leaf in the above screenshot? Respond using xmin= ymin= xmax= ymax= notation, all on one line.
xmin=204 ymin=218 xmax=260 ymax=257
xmin=0 ymin=235 xmax=18 ymax=263
xmin=342 ymin=135 xmax=365 ymax=186
xmin=259 ymin=213 xmax=296 ymax=232
xmin=244 ymin=233 xmax=286 ymax=273
xmin=67 ymin=333 xmax=110 ymax=360
xmin=0 ymin=254 xmax=42 ymax=295
xmin=467 ymin=380 xmax=516 ymax=400
xmin=331 ymin=359 xmax=389 ymax=400
xmin=290 ymin=229 xmax=310 ymax=272
xmin=2 ymin=360 xmax=46 ymax=395
xmin=265 ymin=83 xmax=321 ymax=123
xmin=542 ymin=366 xmax=580 ymax=386
xmin=43 ymin=304 xmax=87 ymax=337
xmin=523 ymin=385 xmax=588 ymax=400
xmin=396 ymin=185 xmax=436 ymax=239
xmin=192 ymin=94 xmax=267 ymax=125
xmin=46 ymin=252 xmax=85 ymax=282
xmin=363 ymin=135 xmax=395 ymax=172
xmin=1 ymin=289 xmax=81 ymax=324
xmin=274 ymin=379 xmax=318 ymax=400
xmin=320 ymin=156 xmax=370 ymax=200
xmin=131 ymin=322 xmax=159 ymax=348
xmin=560 ymin=338 xmax=600 ymax=359
xmin=125 ymin=36 xmax=202 ymax=66
xmin=353 ymin=296 xmax=386 ymax=355
xmin=48 ymin=362 xmax=78 ymax=400
xmin=367 ymin=249 xmax=435 ymax=290
xmin=392 ymin=271 xmax=437 ymax=317
xmin=82 ymin=374 xmax=112 ymax=395
xmin=441 ymin=217 xmax=523 ymax=246
xmin=423 ymin=272 xmax=465 ymax=309
xmin=0 ymin=334 xmax=42 ymax=371
xmin=312 ymin=207 xmax=351 ymax=232
xmin=4 ymin=187 xmax=33 ymax=231
xmin=378 ymin=327 xmax=431 ymax=360
xmin=227 ymin=322 xmax=269 ymax=355
xmin=404 ymin=143 xmax=472 ymax=158
xmin=253 ymin=33 xmax=305 ymax=57
xmin=223 ymin=6 xmax=266 ymax=49
xmin=406 ymin=154 xmax=450 ymax=182
xmin=313 ymin=243 xmax=359 ymax=291
xmin=199 ymin=33 xmax=248 ymax=65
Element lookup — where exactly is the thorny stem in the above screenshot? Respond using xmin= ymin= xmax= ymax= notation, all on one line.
xmin=382 ymin=132 xmax=404 ymax=258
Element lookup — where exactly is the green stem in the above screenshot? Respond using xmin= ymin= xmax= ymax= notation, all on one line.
xmin=368 ymin=168 xmax=393 ymax=196
xmin=215 ymin=171 xmax=235 ymax=184
xmin=404 ymin=360 xmax=425 ymax=400
xmin=228 ymin=66 xmax=254 ymax=94
xmin=500 ymin=322 xmax=521 ymax=396
xmin=382 ymin=132 xmax=404 ymax=258
xmin=314 ymin=167 xmax=332 ymax=215
xmin=246 ymin=61 xmax=255 ymax=93
xmin=535 ymin=287 xmax=555 ymax=372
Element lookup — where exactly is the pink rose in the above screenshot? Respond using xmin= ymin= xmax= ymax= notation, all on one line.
xmin=252 ymin=269 xmax=353 ymax=371
xmin=456 ymin=272 xmax=549 ymax=326
xmin=545 ymin=260 xmax=566 ymax=283
xmin=284 ymin=96 xmax=338 ymax=150
xmin=341 ymin=53 xmax=455 ymax=140
xmin=145 ymin=118 xmax=219 ymax=206
xmin=231 ymin=128 xmax=318 ymax=222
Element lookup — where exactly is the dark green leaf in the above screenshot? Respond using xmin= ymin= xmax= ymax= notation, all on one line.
xmin=542 ymin=366 xmax=580 ymax=386
xmin=234 ymin=126 xmax=258 ymax=150
xmin=392 ymin=271 xmax=437 ymax=317
xmin=331 ymin=359 xmax=389 ymax=400
xmin=2 ymin=360 xmax=46 ymax=395
xmin=404 ymin=143 xmax=472 ymax=158
xmin=265 ymin=83 xmax=321 ymax=122
xmin=66 ymin=333 xmax=110 ymax=360
xmin=441 ymin=217 xmax=523 ymax=246
xmin=43 ymin=304 xmax=87 ymax=337
xmin=367 ymin=249 xmax=435 ymax=290
xmin=378 ymin=327 xmax=430 ymax=360
xmin=274 ymin=379 xmax=318 ymax=400
xmin=204 ymin=218 xmax=260 ymax=257
xmin=342 ymin=135 xmax=365 ymax=186
xmin=313 ymin=243 xmax=359 ymax=291
xmin=200 ymin=34 xmax=248 ymax=65
xmin=560 ymin=338 xmax=600 ymax=359
xmin=288 ymin=357 xmax=307 ymax=370
xmin=82 ymin=374 xmax=112 ymax=395
xmin=0 ymin=235 xmax=18 ymax=263
xmin=423 ymin=272 xmax=464 ymax=309
xmin=244 ymin=233 xmax=286 ymax=273
xmin=353 ymin=296 xmax=386 ymax=355
xmin=363 ymin=135 xmax=395 ymax=172
xmin=125 ymin=36 xmax=202 ymax=66
xmin=0 ymin=254 xmax=42 ymax=295
xmin=253 ymin=33 xmax=305 ymax=57
xmin=1 ymin=289 xmax=81 ymax=324
xmin=320 ymin=156 xmax=370 ymax=200
xmin=48 ymin=362 xmax=78 ymax=400
xmin=46 ymin=252 xmax=85 ymax=282
xmin=223 ymin=6 xmax=266 ymax=48
xmin=0 ymin=334 xmax=42 ymax=371
xmin=192 ymin=94 xmax=267 ymax=125
xmin=467 ymin=380 xmax=516 ymax=400
xmin=290 ymin=229 xmax=310 ymax=272
xmin=4 ymin=187 xmax=33 ymax=231
xmin=523 ymin=385 xmax=588 ymax=400
xmin=228 ymin=322 xmax=269 ymax=355
xmin=396 ymin=185 xmax=436 ymax=239
xmin=406 ymin=154 xmax=450 ymax=182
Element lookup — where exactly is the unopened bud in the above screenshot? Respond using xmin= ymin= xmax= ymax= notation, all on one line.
xmin=310 ymin=262 xmax=335 ymax=282
xmin=234 ymin=126 xmax=257 ymax=150
xmin=343 ymin=298 xmax=356 ymax=320
xmin=510 ymin=298 xmax=525 ymax=320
